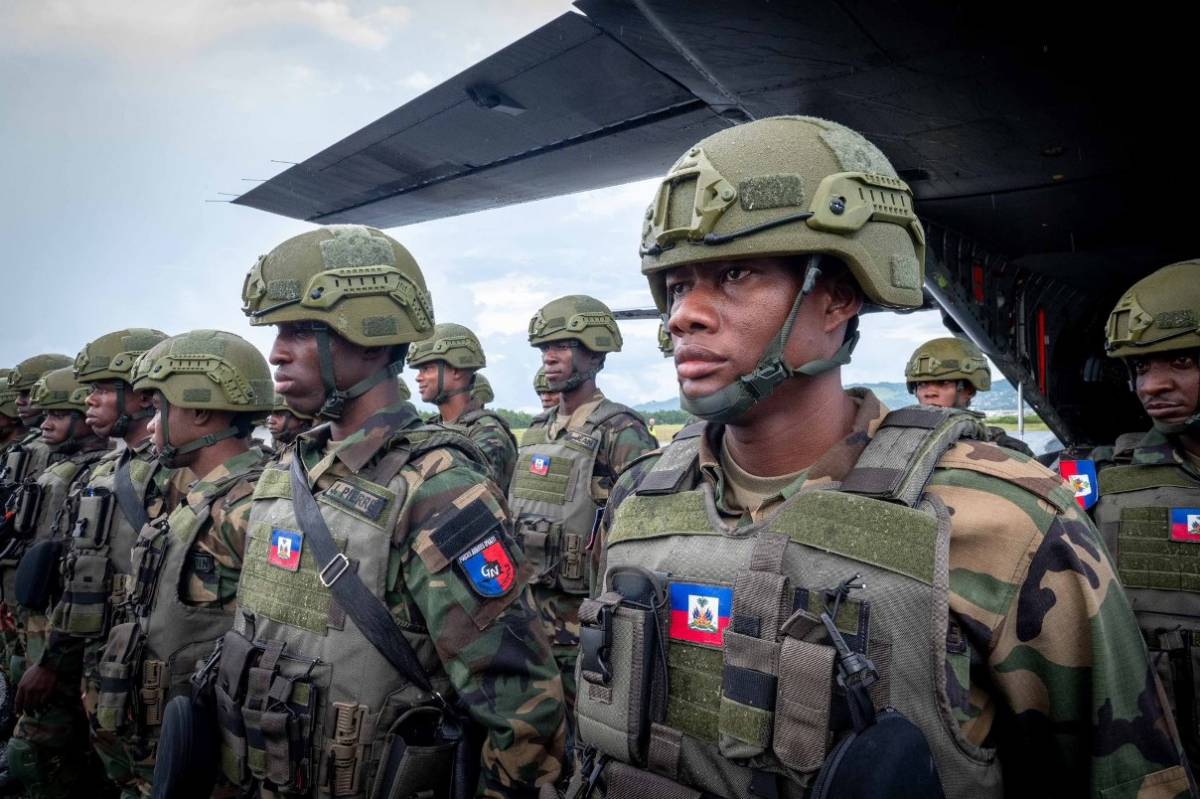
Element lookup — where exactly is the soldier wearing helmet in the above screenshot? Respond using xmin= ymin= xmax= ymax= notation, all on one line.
xmin=533 ymin=366 xmax=560 ymax=411
xmin=68 ymin=330 xmax=272 ymax=796
xmin=510 ymin=295 xmax=657 ymax=720
xmin=2 ymin=366 xmax=113 ymax=799
xmin=1093 ymin=260 xmax=1200 ymax=772
xmin=409 ymin=323 xmax=518 ymax=488
xmin=572 ymin=117 xmax=1188 ymax=798
xmin=905 ymin=337 xmax=1034 ymax=456
xmin=0 ymin=378 xmax=22 ymax=454
xmin=470 ymin=371 xmax=495 ymax=405
xmin=266 ymin=392 xmax=313 ymax=448
xmin=223 ymin=225 xmax=563 ymax=797
xmin=2 ymin=354 xmax=74 ymax=489
xmin=12 ymin=329 xmax=190 ymax=796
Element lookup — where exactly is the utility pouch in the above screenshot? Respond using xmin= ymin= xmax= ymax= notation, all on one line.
xmin=576 ymin=567 xmax=668 ymax=766
xmin=128 ymin=522 xmax=170 ymax=612
xmin=56 ymin=551 xmax=113 ymax=636
xmin=3 ymin=448 xmax=28 ymax=485
xmin=240 ymin=640 xmax=318 ymax=792
xmin=514 ymin=518 xmax=561 ymax=586
xmin=10 ymin=482 xmax=43 ymax=536
xmin=15 ymin=539 xmax=63 ymax=611
xmin=142 ymin=659 xmax=166 ymax=726
xmin=370 ymin=705 xmax=459 ymax=799
xmin=772 ymin=611 xmax=836 ymax=773
xmin=96 ymin=621 xmax=146 ymax=732
xmin=215 ymin=630 xmax=256 ymax=785
xmin=73 ymin=489 xmax=114 ymax=544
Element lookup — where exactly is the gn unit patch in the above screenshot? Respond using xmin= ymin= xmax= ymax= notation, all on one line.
xmin=530 ymin=455 xmax=551 ymax=477
xmin=1170 ymin=508 xmax=1200 ymax=543
xmin=669 ymin=582 xmax=732 ymax=647
xmin=456 ymin=534 xmax=516 ymax=598
xmin=269 ymin=528 xmax=304 ymax=571
xmin=321 ymin=479 xmax=388 ymax=520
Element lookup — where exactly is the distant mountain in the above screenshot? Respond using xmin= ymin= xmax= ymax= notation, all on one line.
xmin=636 ymin=380 xmax=1022 ymax=415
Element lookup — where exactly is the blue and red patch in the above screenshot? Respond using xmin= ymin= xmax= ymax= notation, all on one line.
xmin=530 ymin=455 xmax=551 ymax=477
xmin=1058 ymin=459 xmax=1099 ymax=510
xmin=668 ymin=582 xmax=732 ymax=647
xmin=457 ymin=533 xmax=516 ymax=597
xmin=1170 ymin=508 xmax=1200 ymax=543
xmin=268 ymin=528 xmax=303 ymax=572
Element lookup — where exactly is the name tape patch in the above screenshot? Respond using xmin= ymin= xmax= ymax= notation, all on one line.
xmin=268 ymin=528 xmax=304 ymax=572
xmin=456 ymin=533 xmax=516 ymax=598
xmin=322 ymin=480 xmax=389 ymax=520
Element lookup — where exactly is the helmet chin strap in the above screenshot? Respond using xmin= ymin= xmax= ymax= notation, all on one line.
xmin=111 ymin=381 xmax=154 ymax=438
xmin=314 ymin=326 xmax=404 ymax=420
xmin=156 ymin=394 xmax=241 ymax=469
xmin=680 ymin=255 xmax=860 ymax=425
xmin=547 ymin=349 xmax=600 ymax=394
xmin=432 ymin=364 xmax=474 ymax=405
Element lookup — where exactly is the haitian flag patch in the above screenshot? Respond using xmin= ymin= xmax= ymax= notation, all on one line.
xmin=1058 ymin=459 xmax=1099 ymax=510
xmin=530 ymin=455 xmax=551 ymax=477
xmin=669 ymin=582 xmax=732 ymax=647
xmin=1170 ymin=508 xmax=1200 ymax=543
xmin=268 ymin=528 xmax=303 ymax=572
xmin=456 ymin=533 xmax=516 ymax=597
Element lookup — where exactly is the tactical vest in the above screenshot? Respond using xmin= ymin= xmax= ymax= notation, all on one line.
xmin=456 ymin=408 xmax=518 ymax=488
xmin=1094 ymin=443 xmax=1200 ymax=761
xmin=1 ymin=432 xmax=56 ymax=489
xmin=95 ymin=465 xmax=263 ymax=737
xmin=216 ymin=426 xmax=483 ymax=797
xmin=509 ymin=400 xmax=634 ymax=594
xmin=53 ymin=448 xmax=160 ymax=638
xmin=574 ymin=408 xmax=1004 ymax=799
xmin=2 ymin=448 xmax=107 ymax=604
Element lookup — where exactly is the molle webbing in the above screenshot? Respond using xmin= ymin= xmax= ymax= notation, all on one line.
xmin=1101 ymin=464 xmax=1199 ymax=494
xmin=840 ymin=407 xmax=986 ymax=507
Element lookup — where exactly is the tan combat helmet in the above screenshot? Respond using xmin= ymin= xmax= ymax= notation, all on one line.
xmin=528 ymin=295 xmax=622 ymax=392
xmin=75 ymin=328 xmax=169 ymax=437
xmin=533 ymin=366 xmax=552 ymax=395
xmin=131 ymin=330 xmax=273 ymax=466
xmin=407 ymin=323 xmax=486 ymax=404
xmin=9 ymin=354 xmax=73 ymax=393
xmin=31 ymin=367 xmax=93 ymax=444
xmin=639 ymin=116 xmax=925 ymax=422
xmin=471 ymin=373 xmax=495 ymax=405
xmin=272 ymin=392 xmax=314 ymax=421
xmin=0 ymin=378 xmax=17 ymax=421
xmin=241 ymin=225 xmax=434 ymax=419
xmin=905 ymin=337 xmax=992 ymax=394
xmin=1105 ymin=260 xmax=1200 ymax=435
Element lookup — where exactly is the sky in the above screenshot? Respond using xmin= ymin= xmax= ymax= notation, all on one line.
xmin=0 ymin=0 xmax=956 ymax=414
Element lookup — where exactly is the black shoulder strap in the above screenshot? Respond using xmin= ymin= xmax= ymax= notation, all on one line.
xmin=113 ymin=454 xmax=150 ymax=531
xmin=289 ymin=455 xmax=434 ymax=694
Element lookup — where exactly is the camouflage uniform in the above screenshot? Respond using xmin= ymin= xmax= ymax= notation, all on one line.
xmin=513 ymin=388 xmax=657 ymax=713
xmin=430 ymin=398 xmax=518 ymax=490
xmin=591 ymin=389 xmax=1191 ymax=796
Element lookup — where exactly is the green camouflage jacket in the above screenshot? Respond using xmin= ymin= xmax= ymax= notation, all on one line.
xmin=1122 ymin=428 xmax=1200 ymax=477
xmin=599 ymin=389 xmax=1191 ymax=798
xmin=434 ymin=398 xmax=518 ymax=491
xmin=295 ymin=402 xmax=565 ymax=795
xmin=181 ymin=447 xmax=268 ymax=609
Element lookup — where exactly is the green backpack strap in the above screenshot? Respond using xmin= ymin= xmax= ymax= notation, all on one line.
xmin=840 ymin=406 xmax=987 ymax=507
xmin=391 ymin=424 xmax=490 ymax=476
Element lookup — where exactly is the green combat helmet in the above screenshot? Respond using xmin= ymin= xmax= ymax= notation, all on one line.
xmin=131 ymin=330 xmax=273 ymax=466
xmin=905 ymin=337 xmax=991 ymax=393
xmin=74 ymin=328 xmax=169 ymax=436
xmin=1105 ymin=259 xmax=1200 ymax=436
xmin=272 ymin=392 xmax=314 ymax=421
xmin=9 ymin=353 xmax=73 ymax=394
xmin=528 ymin=295 xmax=622 ymax=392
xmin=31 ymin=366 xmax=92 ymax=443
xmin=471 ymin=373 xmax=495 ymax=405
xmin=657 ymin=321 xmax=674 ymax=358
xmin=407 ymin=322 xmax=486 ymax=404
xmin=0 ymin=378 xmax=18 ymax=420
xmin=534 ymin=367 xmax=552 ymax=395
xmin=639 ymin=116 xmax=925 ymax=422
xmin=241 ymin=225 xmax=434 ymax=419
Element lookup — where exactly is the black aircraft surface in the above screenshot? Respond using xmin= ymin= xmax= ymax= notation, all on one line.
xmin=233 ymin=0 xmax=1194 ymax=449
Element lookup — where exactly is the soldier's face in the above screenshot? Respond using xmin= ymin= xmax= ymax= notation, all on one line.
xmin=414 ymin=362 xmax=470 ymax=403
xmin=663 ymin=257 xmax=859 ymax=402
xmin=916 ymin=380 xmax=968 ymax=409
xmin=40 ymin=410 xmax=78 ymax=445
xmin=538 ymin=391 xmax=560 ymax=410
xmin=1133 ymin=352 xmax=1200 ymax=424
xmin=84 ymin=380 xmax=146 ymax=438
xmin=266 ymin=411 xmax=305 ymax=438
xmin=269 ymin=323 xmax=387 ymax=416
xmin=15 ymin=390 xmax=38 ymax=426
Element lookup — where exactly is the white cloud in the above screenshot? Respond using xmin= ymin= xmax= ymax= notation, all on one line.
xmin=6 ymin=1 xmax=413 ymax=58
xmin=398 ymin=70 xmax=436 ymax=91
xmin=467 ymin=273 xmax=556 ymax=337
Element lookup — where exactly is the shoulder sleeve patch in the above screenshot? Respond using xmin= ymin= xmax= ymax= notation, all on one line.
xmin=413 ymin=485 xmax=504 ymax=573
xmin=937 ymin=441 xmax=1074 ymax=513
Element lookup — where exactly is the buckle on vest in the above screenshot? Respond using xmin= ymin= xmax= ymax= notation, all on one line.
xmin=580 ymin=605 xmax=613 ymax=685
xmin=319 ymin=553 xmax=351 ymax=588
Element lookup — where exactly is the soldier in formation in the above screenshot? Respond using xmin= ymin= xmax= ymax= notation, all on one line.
xmin=265 ymin=392 xmax=314 ymax=448
xmin=568 ymin=116 xmax=1191 ymax=798
xmin=509 ymin=295 xmax=657 ymax=723
xmin=533 ymin=367 xmax=560 ymax=411
xmin=905 ymin=336 xmax=1035 ymax=456
xmin=1093 ymin=260 xmax=1200 ymax=775
xmin=409 ymin=323 xmax=518 ymax=488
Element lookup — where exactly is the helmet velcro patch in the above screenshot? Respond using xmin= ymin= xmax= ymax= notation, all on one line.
xmin=1155 ymin=310 xmax=1197 ymax=329
xmin=362 ymin=316 xmax=398 ymax=337
xmin=738 ymin=175 xmax=804 ymax=211
xmin=320 ymin=226 xmax=395 ymax=269
xmin=889 ymin=253 xmax=920 ymax=290
xmin=267 ymin=279 xmax=301 ymax=301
